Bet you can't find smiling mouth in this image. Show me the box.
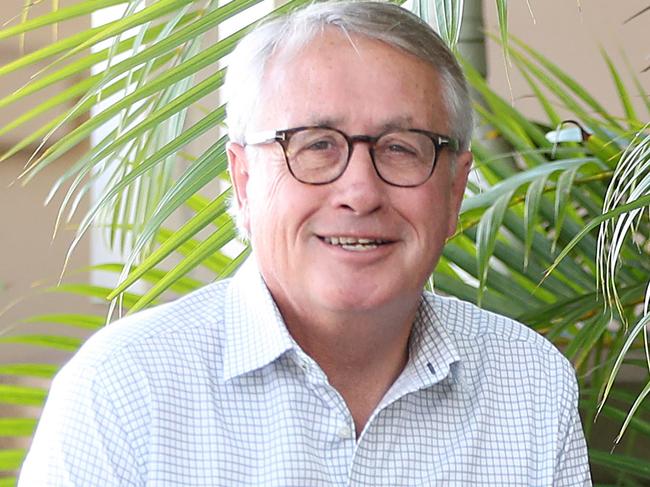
[320,236,391,251]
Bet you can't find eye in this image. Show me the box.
[378,137,419,158]
[289,129,343,155]
[377,131,432,162]
[306,139,336,151]
[386,143,417,155]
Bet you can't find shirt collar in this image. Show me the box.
[222,258,296,381]
[408,295,461,388]
[222,259,461,387]
[375,296,461,411]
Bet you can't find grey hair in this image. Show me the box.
[224,1,473,149]
[224,1,474,237]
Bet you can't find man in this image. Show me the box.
[20,1,591,485]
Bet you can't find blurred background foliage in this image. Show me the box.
[0,1,648,485]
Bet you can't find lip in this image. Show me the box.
[319,235,393,245]
[316,232,398,242]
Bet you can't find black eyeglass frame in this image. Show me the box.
[244,126,460,188]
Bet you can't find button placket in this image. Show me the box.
[337,424,354,440]
[299,359,310,373]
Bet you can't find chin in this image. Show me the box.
[317,283,403,314]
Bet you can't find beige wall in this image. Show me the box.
[484,0,649,120]
[0,146,99,359]
[0,0,99,467]
[0,0,98,365]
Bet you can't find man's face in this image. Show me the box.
[228,30,472,320]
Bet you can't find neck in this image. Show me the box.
[274,293,420,435]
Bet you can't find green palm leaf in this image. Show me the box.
[1,1,649,482]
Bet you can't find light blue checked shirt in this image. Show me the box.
[20,259,591,486]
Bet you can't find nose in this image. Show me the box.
[330,140,386,215]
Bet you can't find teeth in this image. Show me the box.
[323,236,386,249]
[342,243,378,251]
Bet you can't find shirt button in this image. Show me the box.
[337,425,353,439]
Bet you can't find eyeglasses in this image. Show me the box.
[244,126,459,187]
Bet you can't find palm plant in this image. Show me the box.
[440,41,650,482]
[1,1,649,485]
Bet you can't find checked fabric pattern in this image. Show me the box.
[19,259,591,486]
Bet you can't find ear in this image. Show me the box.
[446,149,473,237]
[227,142,251,234]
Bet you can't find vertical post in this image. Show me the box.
[458,0,487,79]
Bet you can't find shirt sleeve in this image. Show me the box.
[553,364,592,486]
[18,361,144,487]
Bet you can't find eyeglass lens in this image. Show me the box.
[285,128,436,186]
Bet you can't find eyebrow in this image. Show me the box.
[308,117,344,128]
[379,116,416,132]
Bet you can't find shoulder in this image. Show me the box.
[21,281,235,486]
[61,278,233,376]
[427,293,544,341]
[428,292,558,351]
[427,292,577,394]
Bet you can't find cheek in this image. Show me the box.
[247,170,286,233]
[407,182,455,243]
[246,149,288,221]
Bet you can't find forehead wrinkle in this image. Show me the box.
[302,116,428,135]
[305,116,345,128]
[380,116,417,132]
[262,31,442,134]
